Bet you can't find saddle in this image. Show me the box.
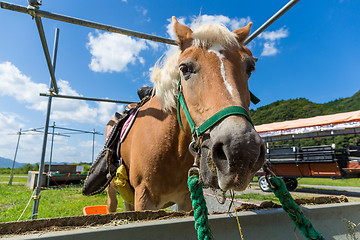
[82,87,153,196]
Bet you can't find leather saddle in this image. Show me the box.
[82,87,153,196]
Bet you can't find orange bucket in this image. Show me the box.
[83,205,108,215]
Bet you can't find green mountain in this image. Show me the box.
[0,157,25,168]
[251,90,360,148]
[251,90,360,125]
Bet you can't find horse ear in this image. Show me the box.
[233,22,253,44]
[172,16,193,51]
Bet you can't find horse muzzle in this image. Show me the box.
[200,116,265,191]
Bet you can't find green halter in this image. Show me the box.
[177,75,257,136]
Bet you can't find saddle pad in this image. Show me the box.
[120,108,139,143]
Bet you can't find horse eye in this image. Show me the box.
[180,64,193,74]
[246,63,255,76]
[179,63,195,80]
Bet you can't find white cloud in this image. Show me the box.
[261,42,278,56]
[135,6,148,16]
[259,27,289,41]
[50,80,125,125]
[87,31,149,73]
[258,27,289,57]
[96,101,124,124]
[0,61,48,108]
[0,112,24,132]
[0,111,43,162]
[0,61,125,126]
[0,61,124,163]
[145,40,161,52]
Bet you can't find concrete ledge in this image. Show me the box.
[4,202,360,240]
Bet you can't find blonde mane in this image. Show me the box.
[151,23,241,111]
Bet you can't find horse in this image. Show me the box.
[105,17,265,212]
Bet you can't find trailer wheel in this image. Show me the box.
[258,176,271,192]
[283,178,298,191]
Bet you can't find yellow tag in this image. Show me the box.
[114,165,134,205]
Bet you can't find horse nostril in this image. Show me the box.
[212,142,227,163]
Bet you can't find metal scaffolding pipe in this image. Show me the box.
[1,0,302,48]
[244,0,301,45]
[46,122,56,188]
[40,93,134,105]
[92,129,96,163]
[54,126,103,135]
[8,129,21,185]
[31,28,60,220]
[0,1,176,46]
[34,16,59,94]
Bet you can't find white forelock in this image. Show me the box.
[151,23,240,111]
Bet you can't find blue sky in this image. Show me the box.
[0,0,359,164]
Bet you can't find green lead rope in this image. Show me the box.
[188,174,325,239]
[269,177,325,240]
[188,175,213,240]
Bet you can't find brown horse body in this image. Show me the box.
[106,17,265,212]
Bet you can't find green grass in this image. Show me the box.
[0,176,27,183]
[298,178,360,187]
[0,183,124,222]
[253,176,360,188]
[234,193,282,204]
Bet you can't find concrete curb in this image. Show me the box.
[4,202,360,240]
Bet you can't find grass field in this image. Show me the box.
[0,183,124,222]
[252,176,360,188]
[1,175,359,223]
[0,176,27,183]
[298,178,360,187]
[234,192,282,204]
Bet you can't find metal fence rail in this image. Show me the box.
[0,1,177,46]
[40,93,134,104]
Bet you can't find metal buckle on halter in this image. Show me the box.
[188,139,201,177]
[188,166,200,177]
[264,162,276,189]
[189,140,199,157]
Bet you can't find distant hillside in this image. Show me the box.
[251,90,360,125]
[0,157,26,168]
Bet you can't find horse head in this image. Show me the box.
[153,17,265,192]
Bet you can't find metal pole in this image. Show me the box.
[46,122,55,188]
[32,28,59,220]
[0,2,176,46]
[53,126,103,135]
[92,129,95,163]
[39,93,133,105]
[244,0,301,45]
[8,129,21,185]
[34,16,59,94]
[1,1,302,48]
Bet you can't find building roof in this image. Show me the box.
[255,110,360,139]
